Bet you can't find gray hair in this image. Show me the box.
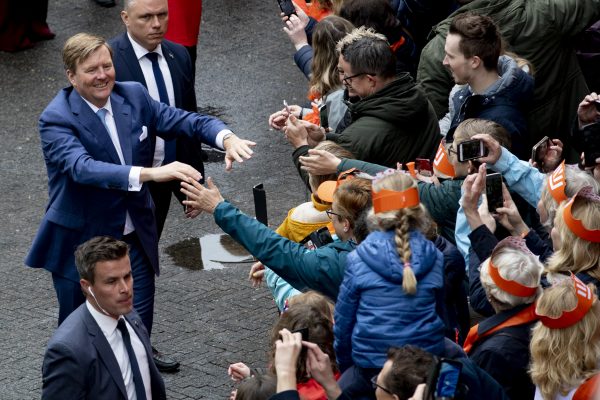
[336,27,396,79]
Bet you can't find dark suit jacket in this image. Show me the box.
[25,81,227,281]
[42,304,166,399]
[108,32,205,182]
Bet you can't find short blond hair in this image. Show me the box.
[530,279,600,399]
[479,246,542,311]
[63,33,112,73]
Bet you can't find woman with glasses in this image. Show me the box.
[180,174,372,304]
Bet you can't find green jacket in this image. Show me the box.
[417,0,600,161]
[338,158,463,244]
[213,201,357,301]
[327,73,441,168]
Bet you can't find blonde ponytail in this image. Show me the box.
[395,211,417,294]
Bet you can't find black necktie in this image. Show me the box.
[145,52,170,105]
[117,318,147,400]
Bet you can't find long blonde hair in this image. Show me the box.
[530,280,600,400]
[310,16,354,98]
[545,191,600,280]
[368,173,427,294]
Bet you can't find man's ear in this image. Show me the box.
[471,55,482,69]
[120,10,129,26]
[66,70,75,87]
[80,279,91,295]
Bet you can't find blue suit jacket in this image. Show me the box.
[42,304,166,400]
[25,81,227,281]
[108,33,202,173]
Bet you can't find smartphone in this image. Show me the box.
[486,172,504,213]
[435,359,463,398]
[300,227,333,250]
[424,357,462,400]
[416,158,433,176]
[277,0,296,17]
[582,124,600,167]
[531,136,549,165]
[457,139,486,162]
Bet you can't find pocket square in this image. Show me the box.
[139,126,148,142]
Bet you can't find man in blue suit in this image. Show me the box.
[109,0,207,239]
[42,236,166,399]
[26,32,255,367]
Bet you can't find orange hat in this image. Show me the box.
[433,142,456,178]
[562,186,600,243]
[372,186,420,213]
[488,237,538,297]
[538,274,594,329]
[316,168,358,203]
[547,160,567,203]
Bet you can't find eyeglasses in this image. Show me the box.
[341,72,375,86]
[371,375,394,395]
[326,210,342,219]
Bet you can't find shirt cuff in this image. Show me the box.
[215,129,234,150]
[128,167,143,191]
[490,147,511,173]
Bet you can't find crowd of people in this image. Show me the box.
[17,0,600,399]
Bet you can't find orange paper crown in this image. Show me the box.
[433,142,456,178]
[538,274,594,329]
[372,187,420,213]
[317,168,358,203]
[488,237,538,297]
[547,160,568,203]
[563,186,600,243]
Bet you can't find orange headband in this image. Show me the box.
[538,274,594,329]
[433,142,456,178]
[547,160,567,203]
[317,168,358,203]
[488,237,538,297]
[372,187,420,213]
[562,186,600,243]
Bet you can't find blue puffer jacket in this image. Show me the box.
[334,229,446,370]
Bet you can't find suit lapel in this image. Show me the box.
[69,90,122,164]
[125,312,166,399]
[162,41,183,108]
[110,92,133,165]
[119,34,148,86]
[83,307,129,399]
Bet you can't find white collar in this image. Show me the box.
[81,96,113,116]
[127,32,164,61]
[86,300,120,337]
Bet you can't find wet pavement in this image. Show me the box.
[0,0,309,398]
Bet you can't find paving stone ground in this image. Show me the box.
[0,0,310,398]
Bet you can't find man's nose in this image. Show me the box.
[151,15,161,27]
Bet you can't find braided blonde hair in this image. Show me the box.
[368,173,426,295]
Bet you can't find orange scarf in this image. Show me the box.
[463,304,537,354]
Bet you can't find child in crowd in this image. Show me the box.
[334,171,445,399]
[234,374,276,400]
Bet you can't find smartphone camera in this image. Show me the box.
[486,172,504,213]
[457,139,486,162]
[531,136,549,166]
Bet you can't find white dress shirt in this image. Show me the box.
[82,97,142,235]
[86,301,152,400]
[128,34,174,168]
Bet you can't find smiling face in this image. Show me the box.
[81,255,134,319]
[443,33,474,85]
[122,0,169,51]
[67,45,115,108]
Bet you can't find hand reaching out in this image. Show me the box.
[249,261,265,288]
[181,177,224,214]
[228,362,251,382]
[299,149,341,175]
[223,134,256,171]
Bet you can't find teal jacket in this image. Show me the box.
[213,201,357,301]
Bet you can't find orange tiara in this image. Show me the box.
[488,237,538,297]
[562,186,600,243]
[547,160,567,203]
[372,187,420,213]
[538,274,594,329]
[433,142,456,178]
[317,168,359,203]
